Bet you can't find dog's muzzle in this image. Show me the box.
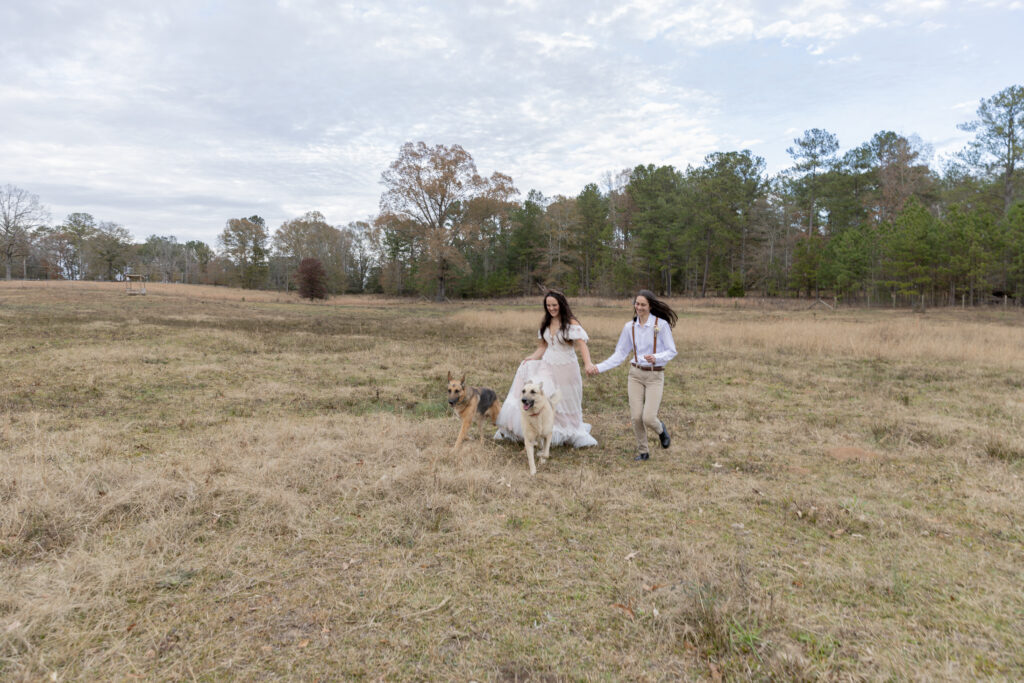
[448,397,459,405]
[521,398,534,410]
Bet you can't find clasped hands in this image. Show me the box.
[586,353,656,376]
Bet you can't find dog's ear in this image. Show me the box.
[536,381,543,391]
[461,375,466,385]
[447,370,452,382]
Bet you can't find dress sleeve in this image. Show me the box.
[566,324,589,342]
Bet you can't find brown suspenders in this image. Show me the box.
[631,317,659,365]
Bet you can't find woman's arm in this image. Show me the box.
[651,322,678,365]
[567,319,598,374]
[524,339,547,362]
[590,322,633,375]
[574,337,594,366]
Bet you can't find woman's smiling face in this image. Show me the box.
[545,296,560,317]
[634,295,650,317]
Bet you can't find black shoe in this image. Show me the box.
[634,452,650,461]
[659,422,671,449]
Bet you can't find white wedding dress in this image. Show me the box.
[494,323,597,448]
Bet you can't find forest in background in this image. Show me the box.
[2,84,1021,306]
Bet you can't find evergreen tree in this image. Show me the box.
[785,129,840,235]
[575,183,612,295]
[627,164,685,294]
[958,84,1024,215]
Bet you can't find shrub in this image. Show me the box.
[295,258,328,300]
[727,275,746,298]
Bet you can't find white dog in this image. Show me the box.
[520,380,560,475]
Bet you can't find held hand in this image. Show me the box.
[584,363,599,376]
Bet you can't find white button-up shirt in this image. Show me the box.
[596,315,677,373]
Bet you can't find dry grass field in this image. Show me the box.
[1,281,1022,681]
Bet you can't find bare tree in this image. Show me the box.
[379,142,510,301]
[541,195,579,289]
[344,221,376,292]
[183,240,214,284]
[0,185,48,280]
[273,211,356,293]
[139,235,182,282]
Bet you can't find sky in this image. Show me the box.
[1,0,1021,247]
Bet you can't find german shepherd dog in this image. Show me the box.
[520,380,559,475]
[447,371,500,453]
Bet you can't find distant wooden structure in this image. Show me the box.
[807,297,835,311]
[125,274,147,295]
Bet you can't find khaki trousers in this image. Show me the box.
[627,365,664,454]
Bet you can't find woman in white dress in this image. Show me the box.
[495,291,598,448]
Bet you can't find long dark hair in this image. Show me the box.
[634,289,677,327]
[540,290,576,343]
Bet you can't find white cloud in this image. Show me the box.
[587,0,760,44]
[0,0,1019,243]
[758,10,883,49]
[519,31,596,55]
[372,34,451,55]
[881,0,946,12]
[819,54,863,64]
[966,0,1022,7]
[581,0,995,52]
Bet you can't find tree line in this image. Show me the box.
[2,84,1021,305]
[0,198,377,294]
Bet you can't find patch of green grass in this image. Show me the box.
[728,617,765,655]
[412,401,449,418]
[794,629,840,661]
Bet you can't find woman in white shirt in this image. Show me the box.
[585,290,678,461]
[495,291,598,448]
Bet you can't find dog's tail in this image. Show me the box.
[548,389,562,407]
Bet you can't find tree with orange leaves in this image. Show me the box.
[378,142,516,300]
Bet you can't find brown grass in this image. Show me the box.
[1,282,1023,680]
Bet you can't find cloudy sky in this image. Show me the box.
[2,0,1021,246]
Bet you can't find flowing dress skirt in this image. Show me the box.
[494,359,597,448]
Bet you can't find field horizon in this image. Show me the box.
[1,280,1022,680]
